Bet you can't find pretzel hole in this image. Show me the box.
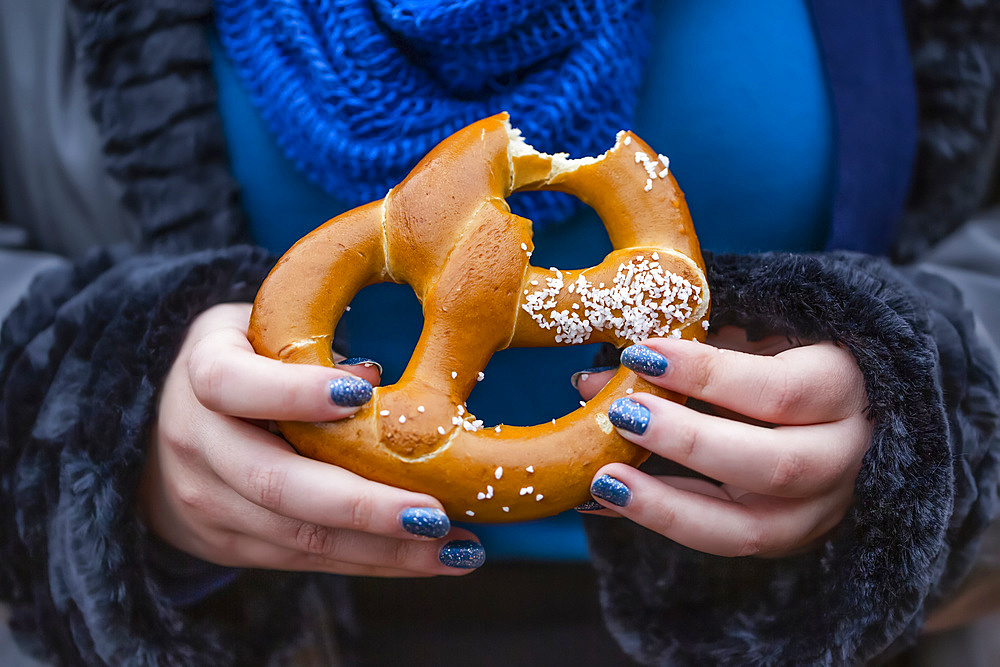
[460,208,614,425]
[337,282,424,384]
[466,343,608,427]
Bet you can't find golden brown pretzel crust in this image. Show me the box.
[248,113,710,522]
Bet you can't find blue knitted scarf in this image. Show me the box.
[214,0,652,227]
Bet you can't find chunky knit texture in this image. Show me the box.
[213,0,652,228]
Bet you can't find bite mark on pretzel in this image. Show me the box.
[248,113,710,522]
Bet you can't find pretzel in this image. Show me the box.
[248,113,710,522]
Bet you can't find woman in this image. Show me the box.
[1,0,999,664]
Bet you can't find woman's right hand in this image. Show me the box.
[138,303,484,576]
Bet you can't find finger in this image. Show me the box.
[607,394,868,497]
[207,532,477,576]
[187,325,377,421]
[620,339,866,425]
[574,498,622,517]
[571,366,618,401]
[204,416,454,540]
[254,512,485,574]
[335,356,384,387]
[590,465,842,557]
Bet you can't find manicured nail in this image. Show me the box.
[438,540,486,569]
[591,474,632,507]
[575,499,606,511]
[570,366,617,390]
[339,357,383,375]
[400,507,450,538]
[620,344,668,377]
[328,376,373,407]
[608,397,650,435]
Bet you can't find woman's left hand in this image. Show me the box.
[575,328,872,558]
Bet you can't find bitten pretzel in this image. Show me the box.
[248,113,710,522]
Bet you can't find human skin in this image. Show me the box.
[138,303,484,576]
[576,326,872,559]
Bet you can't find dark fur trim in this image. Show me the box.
[897,0,1000,261]
[585,251,1000,665]
[0,245,336,665]
[69,0,247,253]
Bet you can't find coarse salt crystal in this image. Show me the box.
[451,371,458,379]
[398,415,406,423]
[417,405,425,413]
[466,510,475,516]
[379,410,390,417]
[526,466,534,473]
[437,426,446,435]
[536,494,544,501]
[495,466,503,479]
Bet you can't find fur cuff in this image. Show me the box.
[585,251,1000,665]
[0,246,319,665]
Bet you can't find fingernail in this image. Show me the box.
[620,344,668,377]
[339,357,383,375]
[570,366,617,390]
[400,507,450,539]
[575,499,606,511]
[591,474,632,507]
[328,376,373,407]
[438,540,486,569]
[608,397,650,435]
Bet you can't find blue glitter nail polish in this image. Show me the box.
[591,474,632,507]
[620,344,668,377]
[400,507,450,538]
[328,376,373,407]
[608,397,650,435]
[439,540,486,569]
[570,366,618,390]
[575,499,606,511]
[339,357,383,375]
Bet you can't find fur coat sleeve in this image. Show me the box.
[584,251,1000,665]
[0,245,336,666]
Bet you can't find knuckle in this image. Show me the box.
[207,530,240,559]
[175,480,209,514]
[651,498,679,534]
[387,538,417,569]
[245,464,288,512]
[768,450,809,495]
[349,491,376,533]
[187,340,227,410]
[687,352,717,396]
[734,525,767,557]
[672,416,700,461]
[155,418,190,455]
[762,366,806,421]
[295,522,337,556]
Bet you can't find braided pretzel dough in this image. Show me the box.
[248,113,709,522]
